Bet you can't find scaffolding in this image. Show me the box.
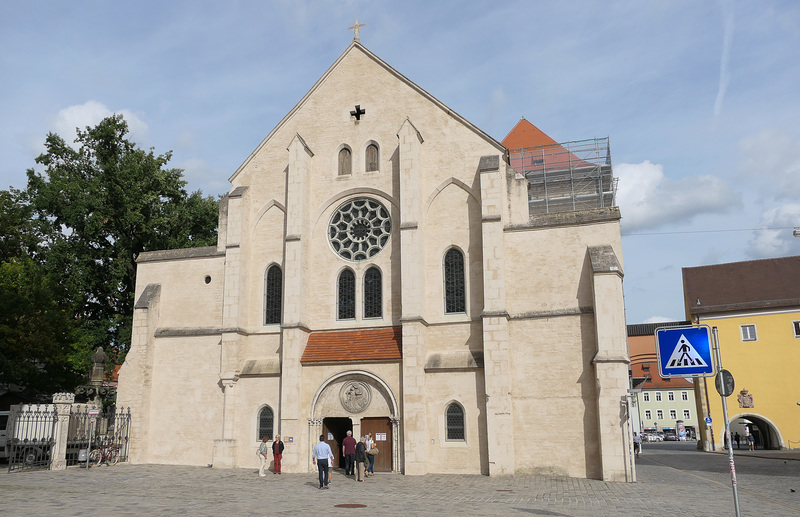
[508,137,617,216]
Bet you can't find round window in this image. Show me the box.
[328,197,391,261]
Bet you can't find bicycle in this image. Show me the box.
[88,442,119,467]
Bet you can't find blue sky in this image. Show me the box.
[2,1,799,324]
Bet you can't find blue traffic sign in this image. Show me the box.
[655,325,715,378]
[704,416,712,424]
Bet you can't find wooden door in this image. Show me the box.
[360,417,392,472]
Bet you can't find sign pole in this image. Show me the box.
[712,326,740,517]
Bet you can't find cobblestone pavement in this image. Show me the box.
[1,443,799,516]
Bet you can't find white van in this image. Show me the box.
[0,410,10,460]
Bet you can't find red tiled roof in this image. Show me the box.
[631,361,692,389]
[501,118,559,149]
[301,327,402,364]
[501,118,593,173]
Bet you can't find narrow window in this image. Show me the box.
[644,410,652,420]
[264,265,282,325]
[258,406,274,440]
[445,403,465,441]
[338,268,356,320]
[643,393,650,402]
[793,321,800,338]
[443,248,466,314]
[681,391,689,401]
[657,409,663,420]
[740,324,757,341]
[668,392,674,401]
[683,409,691,419]
[365,143,379,172]
[655,392,662,402]
[669,409,677,420]
[363,266,382,318]
[338,147,352,176]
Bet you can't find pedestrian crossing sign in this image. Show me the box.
[655,325,715,378]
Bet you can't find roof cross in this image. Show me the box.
[348,18,366,41]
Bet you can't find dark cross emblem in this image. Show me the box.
[350,105,366,120]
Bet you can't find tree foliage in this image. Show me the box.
[0,115,218,395]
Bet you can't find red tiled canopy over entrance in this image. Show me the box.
[301,327,402,364]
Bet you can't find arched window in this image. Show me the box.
[446,403,465,441]
[443,248,466,314]
[364,266,382,318]
[264,265,282,325]
[338,147,352,176]
[338,268,356,319]
[365,143,379,172]
[258,406,274,440]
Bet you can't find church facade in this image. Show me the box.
[117,40,632,481]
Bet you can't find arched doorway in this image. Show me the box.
[309,370,400,472]
[729,413,784,450]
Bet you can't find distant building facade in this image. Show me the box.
[683,255,800,450]
[117,40,632,480]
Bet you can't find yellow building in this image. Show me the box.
[683,256,800,451]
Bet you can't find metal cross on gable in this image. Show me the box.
[348,18,366,41]
[350,105,366,120]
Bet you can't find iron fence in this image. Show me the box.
[7,404,57,472]
[67,406,131,467]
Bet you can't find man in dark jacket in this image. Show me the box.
[355,436,367,482]
[342,430,357,476]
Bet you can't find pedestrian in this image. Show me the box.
[312,435,334,489]
[633,432,642,457]
[734,432,740,449]
[355,436,367,482]
[747,433,755,451]
[272,434,284,474]
[342,430,357,476]
[258,436,270,477]
[365,432,376,476]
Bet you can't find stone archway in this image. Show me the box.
[729,412,785,450]
[308,370,400,472]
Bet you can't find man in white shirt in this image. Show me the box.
[312,435,334,489]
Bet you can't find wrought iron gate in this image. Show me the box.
[7,404,57,472]
[66,407,131,466]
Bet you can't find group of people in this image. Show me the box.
[312,430,378,489]
[258,434,285,476]
[732,432,756,451]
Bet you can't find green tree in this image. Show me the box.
[24,114,218,367]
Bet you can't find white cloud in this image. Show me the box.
[643,316,680,324]
[51,101,149,147]
[739,130,800,200]
[615,161,740,232]
[745,203,800,258]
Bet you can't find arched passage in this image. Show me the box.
[307,370,400,472]
[728,413,784,450]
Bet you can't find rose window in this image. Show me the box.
[328,198,391,261]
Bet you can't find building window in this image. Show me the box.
[657,410,663,420]
[655,392,662,402]
[644,410,652,420]
[643,393,650,402]
[365,143,379,172]
[793,321,800,338]
[445,403,465,441]
[741,324,757,341]
[645,378,652,383]
[443,248,466,314]
[683,409,691,419]
[338,269,356,320]
[668,392,674,401]
[264,265,282,325]
[258,406,274,440]
[669,409,677,420]
[338,147,352,176]
[364,266,382,318]
[681,391,689,401]
[328,197,392,261]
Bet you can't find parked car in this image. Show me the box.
[0,411,9,461]
[664,433,679,441]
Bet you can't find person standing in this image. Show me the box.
[342,430,357,477]
[355,436,367,482]
[747,433,755,451]
[258,436,270,477]
[633,432,642,458]
[312,435,334,489]
[272,434,284,474]
[365,433,376,477]
[734,432,741,449]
